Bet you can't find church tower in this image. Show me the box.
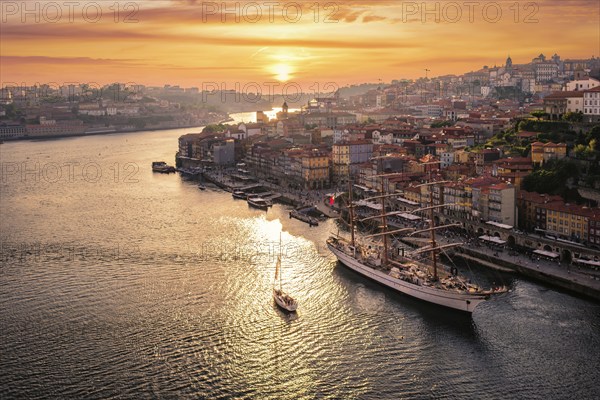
[282,101,288,117]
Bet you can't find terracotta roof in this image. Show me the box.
[543,142,566,148]
[518,190,563,205]
[545,202,600,218]
[544,91,584,99]
[517,131,539,137]
[489,183,513,190]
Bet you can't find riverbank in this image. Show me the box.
[1,120,226,143]
[201,169,338,218]
[400,234,600,301]
[457,246,600,301]
[197,168,600,301]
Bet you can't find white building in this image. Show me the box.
[238,122,262,137]
[371,130,393,144]
[566,78,600,92]
[583,86,600,122]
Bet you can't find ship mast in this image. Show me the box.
[278,232,283,290]
[422,163,441,280]
[428,174,439,281]
[380,170,389,267]
[347,178,355,247]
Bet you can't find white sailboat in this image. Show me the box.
[327,163,507,313]
[273,234,298,312]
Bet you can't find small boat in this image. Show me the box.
[152,161,176,173]
[198,184,207,190]
[247,196,270,210]
[273,234,298,312]
[232,190,247,200]
[289,209,319,226]
[273,288,298,312]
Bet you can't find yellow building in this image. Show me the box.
[530,142,567,165]
[301,149,330,189]
[543,203,592,241]
[331,140,373,184]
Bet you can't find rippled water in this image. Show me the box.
[1,128,599,399]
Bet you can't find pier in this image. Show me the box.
[399,232,600,301]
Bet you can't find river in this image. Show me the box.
[0,123,599,399]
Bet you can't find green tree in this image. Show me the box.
[586,125,600,143]
[530,111,548,120]
[563,111,583,122]
[431,120,453,128]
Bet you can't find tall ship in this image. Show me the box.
[327,162,507,313]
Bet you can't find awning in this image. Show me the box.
[486,221,513,230]
[354,200,382,210]
[573,258,600,267]
[398,212,421,221]
[533,249,559,259]
[396,197,419,206]
[479,235,507,245]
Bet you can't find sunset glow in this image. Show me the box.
[1,0,598,87]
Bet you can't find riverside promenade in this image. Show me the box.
[401,231,600,301]
[202,169,338,218]
[200,170,600,301]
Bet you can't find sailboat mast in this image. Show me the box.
[428,168,439,280]
[348,179,356,247]
[380,172,389,267]
[279,232,283,290]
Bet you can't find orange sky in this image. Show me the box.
[1,0,599,90]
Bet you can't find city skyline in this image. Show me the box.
[1,0,599,87]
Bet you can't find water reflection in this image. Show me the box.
[1,130,599,399]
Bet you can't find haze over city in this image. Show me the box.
[1,0,599,87]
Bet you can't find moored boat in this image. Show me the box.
[152,161,176,173]
[247,196,270,210]
[232,190,247,199]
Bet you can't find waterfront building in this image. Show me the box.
[301,149,330,189]
[0,123,26,140]
[517,190,564,232]
[213,139,236,165]
[331,140,373,184]
[543,203,598,242]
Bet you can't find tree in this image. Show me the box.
[586,125,600,144]
[522,159,580,196]
[563,111,583,122]
[530,111,548,120]
[431,120,453,128]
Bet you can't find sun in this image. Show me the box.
[272,63,292,82]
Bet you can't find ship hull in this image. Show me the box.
[328,242,488,313]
